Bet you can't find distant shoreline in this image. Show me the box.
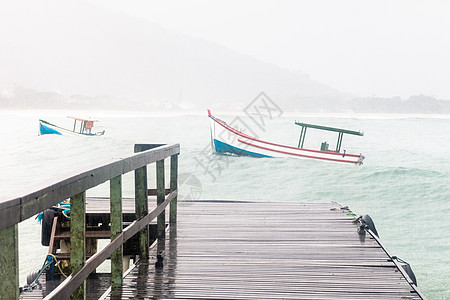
[2,108,450,120]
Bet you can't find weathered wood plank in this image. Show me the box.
[0,198,21,229]
[70,192,86,299]
[169,154,178,224]
[134,166,149,259]
[0,224,19,300]
[110,175,123,289]
[156,159,165,240]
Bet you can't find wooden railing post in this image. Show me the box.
[70,191,86,300]
[110,175,123,290]
[0,224,19,300]
[135,165,149,259]
[170,154,178,224]
[156,159,165,239]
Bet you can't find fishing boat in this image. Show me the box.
[39,116,105,136]
[208,110,365,165]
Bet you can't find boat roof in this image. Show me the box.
[67,116,100,122]
[295,121,363,136]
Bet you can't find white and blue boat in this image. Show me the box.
[39,117,105,136]
[208,110,365,165]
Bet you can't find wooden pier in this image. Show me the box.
[99,201,424,300]
[1,143,425,299]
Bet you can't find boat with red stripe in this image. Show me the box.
[208,110,365,165]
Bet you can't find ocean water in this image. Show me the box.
[0,110,449,299]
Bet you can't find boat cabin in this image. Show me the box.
[67,116,100,134]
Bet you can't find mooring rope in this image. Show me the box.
[20,254,68,293]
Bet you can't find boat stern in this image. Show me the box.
[357,154,365,165]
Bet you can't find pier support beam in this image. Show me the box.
[70,192,86,300]
[0,224,19,300]
[170,155,178,225]
[157,160,166,239]
[135,166,149,259]
[110,175,123,290]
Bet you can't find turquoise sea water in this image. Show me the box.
[0,110,449,299]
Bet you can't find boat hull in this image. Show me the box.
[39,120,105,136]
[208,111,364,165]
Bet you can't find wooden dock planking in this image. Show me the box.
[84,189,168,215]
[84,196,158,225]
[103,201,423,299]
[85,196,157,214]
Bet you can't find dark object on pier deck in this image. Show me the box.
[101,201,424,300]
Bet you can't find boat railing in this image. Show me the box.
[0,143,180,300]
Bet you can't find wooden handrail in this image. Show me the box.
[0,143,180,300]
[0,143,180,230]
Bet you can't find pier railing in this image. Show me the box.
[0,143,180,300]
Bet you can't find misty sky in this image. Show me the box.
[86,0,450,99]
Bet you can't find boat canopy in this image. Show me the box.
[295,121,363,153]
[67,116,100,122]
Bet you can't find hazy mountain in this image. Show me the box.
[0,0,448,113]
[0,0,349,111]
[351,95,450,114]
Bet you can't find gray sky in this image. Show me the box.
[86,0,450,99]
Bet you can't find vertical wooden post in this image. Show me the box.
[135,166,149,259]
[170,154,178,224]
[70,191,86,300]
[157,159,165,239]
[110,175,123,289]
[0,224,19,300]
